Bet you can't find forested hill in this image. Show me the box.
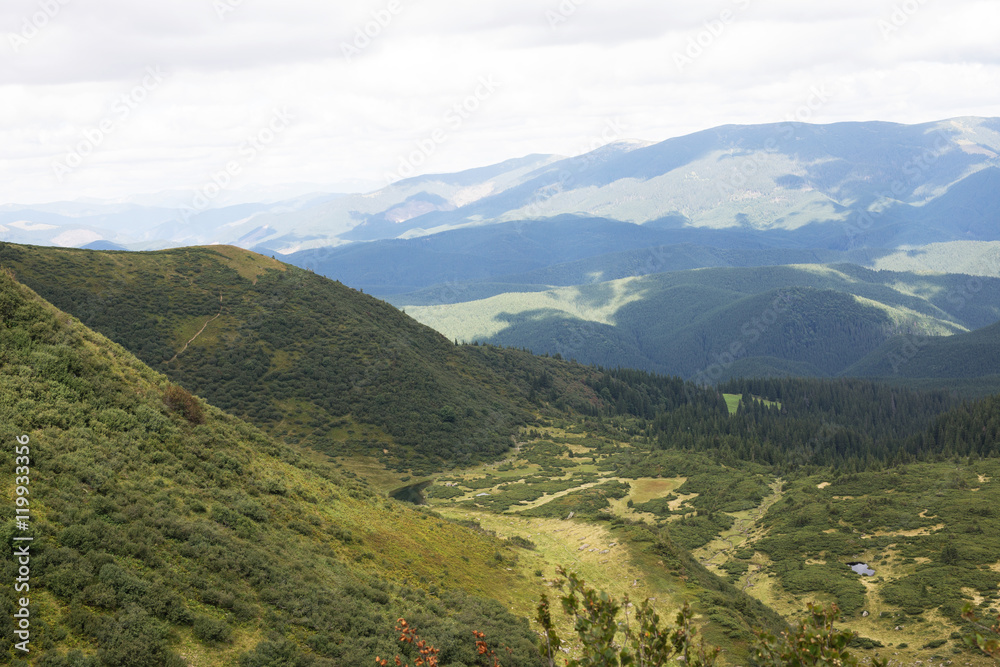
[904,391,1000,459]
[846,319,1000,380]
[0,268,548,665]
[1,242,991,479]
[575,370,968,473]
[401,263,1000,384]
[0,242,548,472]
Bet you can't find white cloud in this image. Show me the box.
[1,0,998,204]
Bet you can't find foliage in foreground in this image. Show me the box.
[380,571,915,666]
[962,603,1000,660]
[535,568,719,667]
[752,604,885,667]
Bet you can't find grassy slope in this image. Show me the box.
[0,243,539,473]
[0,268,795,666]
[385,241,1000,307]
[6,242,998,662]
[869,241,1000,278]
[0,269,547,666]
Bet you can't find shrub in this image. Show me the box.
[536,567,719,667]
[239,638,313,667]
[506,535,537,550]
[753,604,888,667]
[193,615,233,645]
[162,385,205,424]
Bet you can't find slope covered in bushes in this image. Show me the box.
[0,243,536,472]
[0,269,546,665]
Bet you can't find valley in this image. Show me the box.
[2,228,999,665]
[7,0,1000,658]
[341,405,1000,665]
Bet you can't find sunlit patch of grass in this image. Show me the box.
[852,294,967,334]
[405,276,649,342]
[201,244,287,283]
[434,508,693,661]
[335,455,424,493]
[624,477,687,504]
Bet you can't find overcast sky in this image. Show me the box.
[3,0,999,205]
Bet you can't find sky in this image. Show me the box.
[2,0,999,205]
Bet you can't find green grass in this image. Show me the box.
[724,461,1000,663]
[425,423,787,662]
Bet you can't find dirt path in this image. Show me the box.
[168,310,222,363]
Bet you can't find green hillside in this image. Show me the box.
[846,320,1000,379]
[402,264,1000,383]
[0,268,550,665]
[4,257,1000,664]
[412,371,1000,665]
[869,241,1000,278]
[0,243,541,473]
[0,267,816,666]
[380,240,1000,307]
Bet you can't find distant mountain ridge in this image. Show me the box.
[3,117,999,257]
[277,116,1000,255]
[399,264,1000,387]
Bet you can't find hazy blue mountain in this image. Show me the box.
[320,117,1000,249]
[269,118,1000,295]
[6,118,999,260]
[0,194,346,250]
[286,216,689,294]
[81,240,129,250]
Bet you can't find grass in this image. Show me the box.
[415,423,786,663]
[433,507,694,662]
[206,244,287,283]
[622,477,687,504]
[0,268,548,665]
[405,277,649,342]
[723,394,741,415]
[693,480,784,575]
[334,454,427,493]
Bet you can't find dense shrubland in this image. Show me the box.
[0,271,546,665]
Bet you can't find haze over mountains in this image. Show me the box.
[5,117,999,256]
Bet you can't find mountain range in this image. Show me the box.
[5,116,1000,664]
[4,117,999,257]
[6,117,999,398]
[397,263,1000,388]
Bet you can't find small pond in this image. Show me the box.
[847,562,875,576]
